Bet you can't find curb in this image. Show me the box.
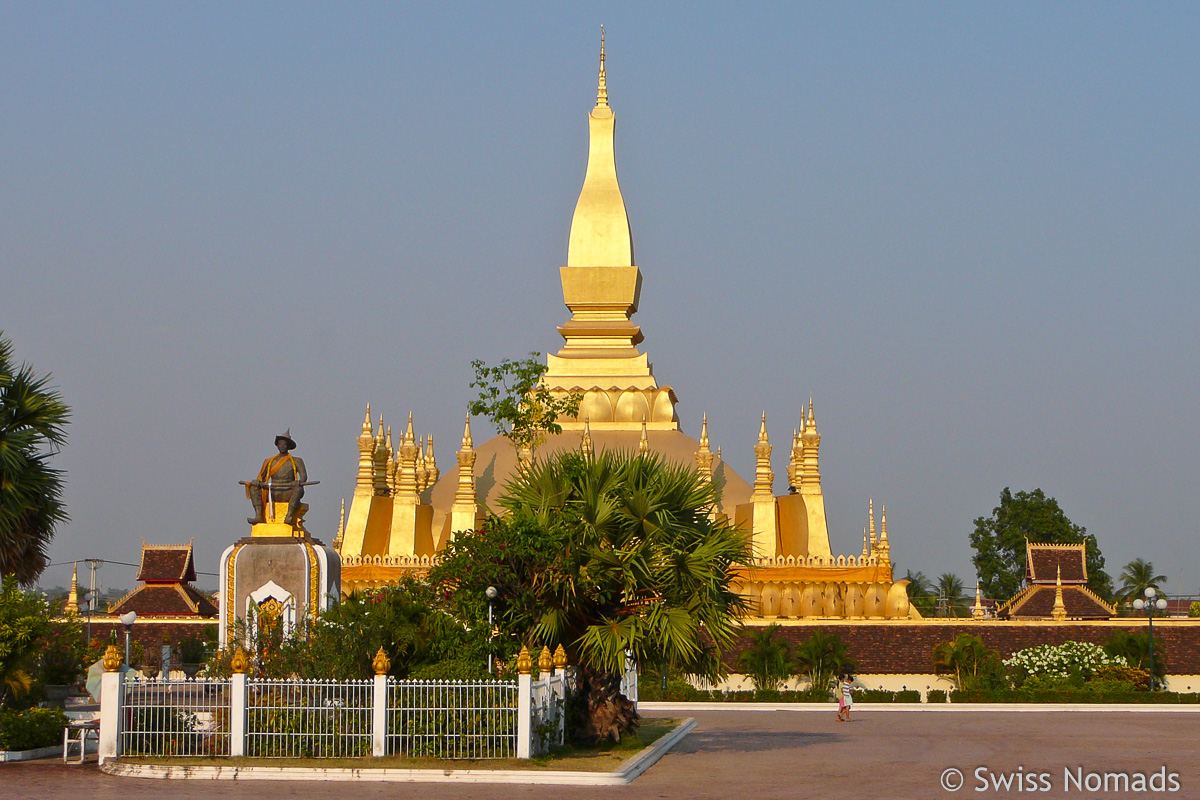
[640,701,1200,713]
[100,717,696,785]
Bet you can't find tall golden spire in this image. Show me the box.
[596,26,608,108]
[877,504,891,565]
[751,413,774,500]
[450,413,478,540]
[425,435,439,486]
[373,415,389,495]
[694,414,714,486]
[333,498,346,552]
[66,563,80,614]
[355,403,375,493]
[1051,565,1068,620]
[868,498,876,549]
[972,583,985,620]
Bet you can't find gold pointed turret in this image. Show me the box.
[66,562,80,614]
[694,414,714,483]
[580,416,595,456]
[638,417,650,453]
[545,31,679,432]
[1051,566,1068,620]
[450,414,478,541]
[972,583,985,620]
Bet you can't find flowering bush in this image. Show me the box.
[1004,641,1127,688]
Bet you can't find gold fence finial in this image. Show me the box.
[517,645,533,675]
[372,647,391,676]
[553,644,568,669]
[230,646,250,674]
[103,644,122,672]
[538,646,553,674]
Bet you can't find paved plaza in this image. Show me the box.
[2,710,1196,799]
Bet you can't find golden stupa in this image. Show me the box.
[334,35,913,620]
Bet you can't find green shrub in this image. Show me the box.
[852,689,921,703]
[1189,601,1200,618]
[0,707,68,751]
[1004,641,1127,688]
[927,689,948,703]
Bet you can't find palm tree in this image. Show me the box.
[498,449,752,742]
[1119,559,1167,604]
[904,570,935,616]
[792,629,855,692]
[935,573,969,618]
[932,633,999,690]
[0,334,69,585]
[737,624,793,692]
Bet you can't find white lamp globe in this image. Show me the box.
[1156,598,1168,610]
[1145,587,1157,598]
[1133,599,1145,610]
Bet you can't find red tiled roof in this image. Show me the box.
[1027,542,1087,584]
[136,543,196,582]
[998,585,1115,620]
[108,583,217,618]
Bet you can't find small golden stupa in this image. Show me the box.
[335,34,913,620]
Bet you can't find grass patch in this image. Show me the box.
[121,718,680,773]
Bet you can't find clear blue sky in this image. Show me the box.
[3,3,1197,597]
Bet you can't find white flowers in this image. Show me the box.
[1004,641,1127,680]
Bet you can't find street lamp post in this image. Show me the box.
[485,586,498,675]
[119,611,138,666]
[84,592,94,644]
[1132,587,1168,691]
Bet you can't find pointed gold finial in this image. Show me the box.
[807,396,815,427]
[596,25,608,108]
[580,415,594,456]
[103,644,122,672]
[699,413,710,448]
[372,647,391,676]
[717,445,722,460]
[230,647,250,674]
[639,416,650,453]
[1051,565,1067,620]
[404,412,415,445]
[461,412,474,449]
[973,583,985,620]
[538,645,554,674]
[759,412,769,443]
[426,434,439,484]
[361,403,372,434]
[553,643,568,669]
[862,526,870,558]
[376,414,385,440]
[66,562,80,614]
[517,645,533,675]
[869,498,876,544]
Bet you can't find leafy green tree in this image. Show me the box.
[935,573,969,618]
[438,449,751,742]
[736,624,793,692]
[792,629,855,691]
[970,488,1114,603]
[904,570,935,617]
[468,353,581,456]
[206,581,486,681]
[0,576,50,708]
[1118,559,1167,604]
[932,633,1002,690]
[0,334,69,585]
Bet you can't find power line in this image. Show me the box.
[44,559,217,576]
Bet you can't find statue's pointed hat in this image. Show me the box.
[274,428,297,451]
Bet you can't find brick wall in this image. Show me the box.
[726,621,1200,674]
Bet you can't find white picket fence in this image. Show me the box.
[99,666,577,764]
